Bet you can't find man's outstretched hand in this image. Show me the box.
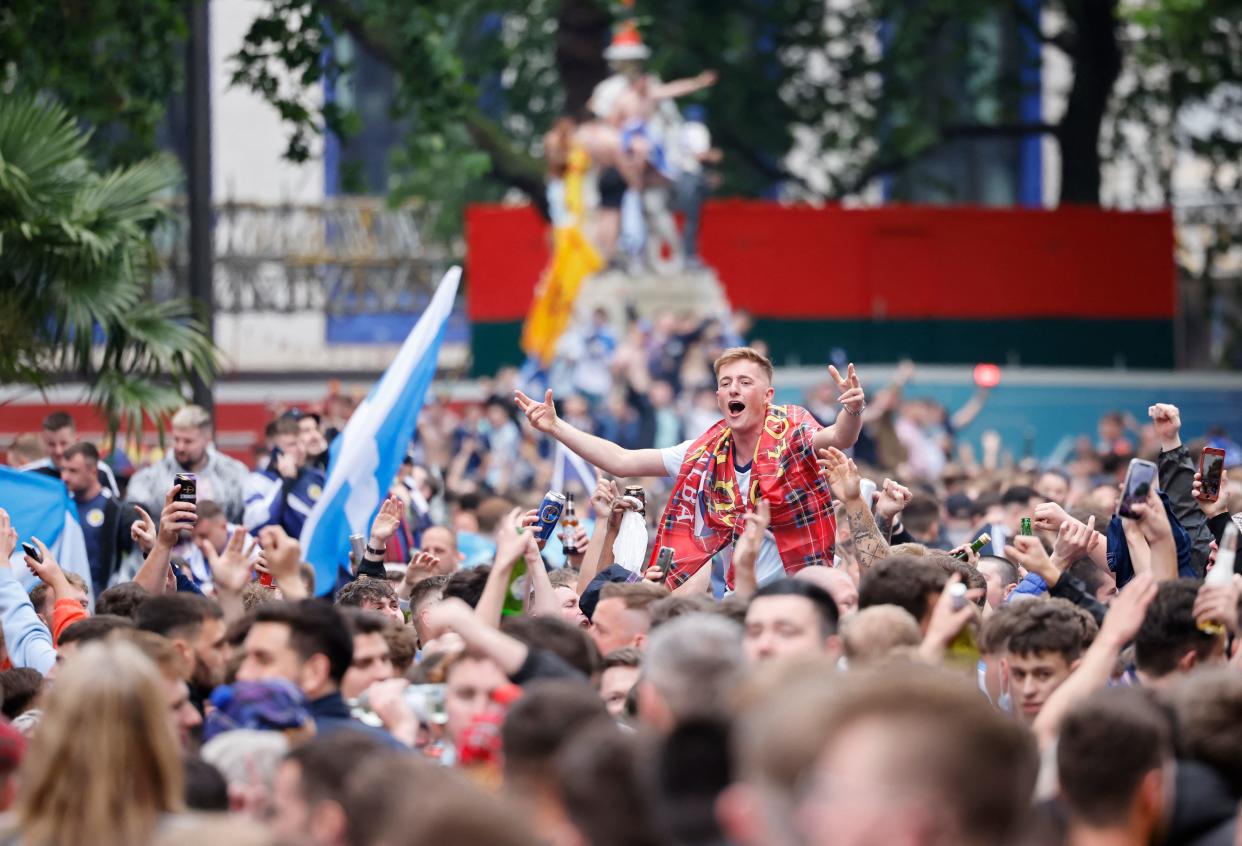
[514,389,559,435]
[817,447,862,501]
[200,529,257,595]
[828,363,865,415]
[369,495,405,546]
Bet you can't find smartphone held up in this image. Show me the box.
[1199,447,1226,502]
[1117,459,1158,519]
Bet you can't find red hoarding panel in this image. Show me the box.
[465,202,1175,322]
[465,205,550,321]
[697,202,1175,320]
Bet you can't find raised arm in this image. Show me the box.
[1129,485,1179,582]
[0,516,55,675]
[25,537,90,641]
[818,448,889,572]
[515,389,668,478]
[1034,501,1110,571]
[576,479,623,594]
[1032,573,1157,750]
[812,364,867,452]
[134,486,196,595]
[950,387,991,431]
[198,527,256,624]
[649,70,717,101]
[1151,403,1213,575]
[258,526,308,603]
[426,597,529,677]
[872,478,914,543]
[732,500,770,600]
[475,507,532,628]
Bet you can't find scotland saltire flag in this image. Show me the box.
[300,267,461,594]
[550,441,596,495]
[0,466,92,593]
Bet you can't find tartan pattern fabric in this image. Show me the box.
[655,404,836,589]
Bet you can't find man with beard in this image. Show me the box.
[135,593,228,713]
[516,347,873,591]
[127,405,250,524]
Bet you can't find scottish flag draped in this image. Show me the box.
[300,267,461,593]
[0,466,92,593]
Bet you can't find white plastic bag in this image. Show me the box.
[612,497,649,574]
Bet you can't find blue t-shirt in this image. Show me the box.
[75,489,111,589]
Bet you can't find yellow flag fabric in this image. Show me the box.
[521,148,604,366]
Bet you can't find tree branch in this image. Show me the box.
[317,0,547,213]
[714,124,824,199]
[943,121,1060,138]
[828,121,1059,199]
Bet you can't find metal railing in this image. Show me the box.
[156,197,455,314]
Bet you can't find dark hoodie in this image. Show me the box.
[1165,760,1238,846]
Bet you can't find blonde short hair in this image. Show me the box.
[170,404,212,432]
[841,605,923,665]
[9,433,46,465]
[712,347,774,383]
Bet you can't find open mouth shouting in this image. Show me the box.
[727,400,746,418]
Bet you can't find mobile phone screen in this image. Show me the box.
[1118,460,1158,518]
[1202,450,1225,499]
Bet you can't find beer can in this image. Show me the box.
[623,485,646,514]
[174,473,197,504]
[349,534,366,563]
[1020,517,1033,536]
[534,491,567,542]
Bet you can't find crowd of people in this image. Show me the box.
[543,20,721,273]
[0,332,1239,846]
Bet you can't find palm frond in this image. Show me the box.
[0,94,217,440]
[0,96,87,212]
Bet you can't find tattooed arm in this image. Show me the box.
[873,513,894,544]
[818,448,890,573]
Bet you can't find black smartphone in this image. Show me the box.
[1118,458,1159,519]
[21,542,41,563]
[654,546,675,578]
[174,473,196,505]
[270,446,283,466]
[1200,447,1226,502]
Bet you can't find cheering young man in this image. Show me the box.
[515,347,866,588]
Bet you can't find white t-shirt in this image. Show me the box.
[660,440,786,587]
[673,121,711,175]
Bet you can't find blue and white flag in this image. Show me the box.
[0,466,92,594]
[549,441,597,495]
[301,267,461,593]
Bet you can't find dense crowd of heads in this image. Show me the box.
[0,332,1238,846]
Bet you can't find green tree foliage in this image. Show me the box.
[0,95,218,437]
[1113,0,1242,366]
[0,0,187,166]
[5,0,1237,213]
[5,0,1240,360]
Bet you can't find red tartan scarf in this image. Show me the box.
[654,404,836,589]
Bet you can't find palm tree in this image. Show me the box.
[0,93,217,438]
